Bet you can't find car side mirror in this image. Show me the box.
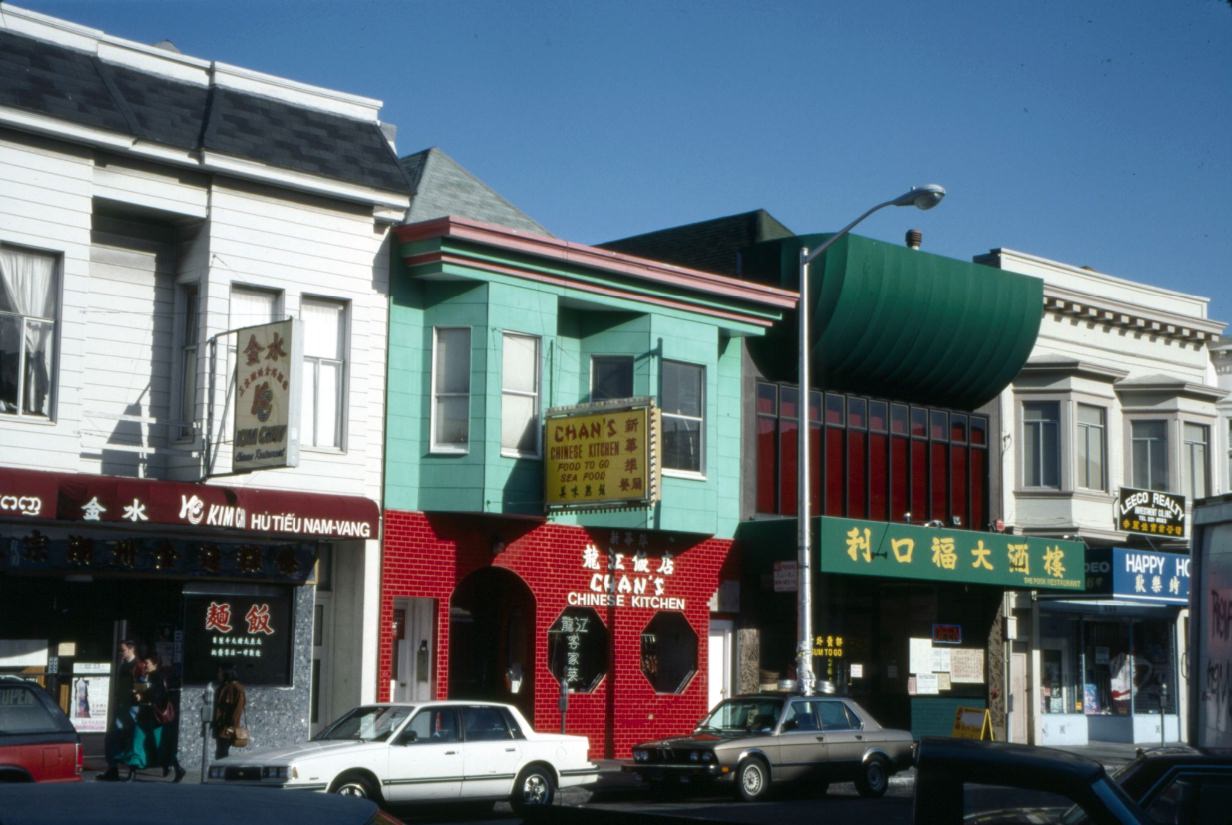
[396,730,418,746]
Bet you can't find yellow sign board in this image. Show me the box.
[951,706,995,740]
[544,404,660,511]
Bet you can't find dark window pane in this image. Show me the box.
[661,361,702,416]
[592,356,633,401]
[663,417,702,472]
[756,382,777,415]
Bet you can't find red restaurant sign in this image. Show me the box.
[0,467,379,540]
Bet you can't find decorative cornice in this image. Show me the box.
[396,216,800,317]
[1018,356,1129,383]
[1043,284,1225,345]
[1113,375,1228,402]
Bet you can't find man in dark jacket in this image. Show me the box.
[96,639,138,781]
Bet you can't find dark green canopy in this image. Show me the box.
[743,234,1043,410]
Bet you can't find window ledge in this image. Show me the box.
[0,415,56,427]
[429,447,470,456]
[500,450,542,461]
[663,469,707,481]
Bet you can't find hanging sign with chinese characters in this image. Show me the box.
[181,592,293,685]
[544,401,661,511]
[233,319,301,472]
[1117,487,1186,538]
[819,516,1085,591]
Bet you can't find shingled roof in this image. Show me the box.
[599,210,795,277]
[400,147,549,235]
[0,27,408,195]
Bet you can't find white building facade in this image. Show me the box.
[0,5,407,769]
[978,248,1225,747]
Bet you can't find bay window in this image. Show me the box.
[661,360,704,473]
[1183,422,1209,500]
[1131,419,1170,492]
[501,332,540,457]
[1022,401,1060,488]
[1076,404,1106,491]
[431,327,470,451]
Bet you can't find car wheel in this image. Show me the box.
[735,756,770,802]
[511,764,556,814]
[855,757,889,798]
[330,772,379,801]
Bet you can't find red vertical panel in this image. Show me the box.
[847,431,867,518]
[869,432,888,520]
[891,436,909,521]
[949,448,967,528]
[779,419,798,516]
[825,428,844,515]
[910,441,927,519]
[756,417,777,514]
[930,442,948,520]
[971,448,988,531]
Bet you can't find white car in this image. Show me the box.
[205,701,598,813]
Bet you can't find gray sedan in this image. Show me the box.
[625,693,914,802]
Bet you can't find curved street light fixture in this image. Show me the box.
[796,184,946,696]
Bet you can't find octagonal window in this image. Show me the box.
[641,611,697,694]
[547,607,608,693]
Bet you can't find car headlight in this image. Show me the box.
[633,749,648,762]
[262,766,290,780]
[701,751,715,763]
[208,766,225,779]
[689,750,700,762]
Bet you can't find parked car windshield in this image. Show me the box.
[313,706,413,742]
[696,698,783,733]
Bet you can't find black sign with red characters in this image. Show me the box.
[182,592,293,685]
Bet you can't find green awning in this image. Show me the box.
[742,234,1043,410]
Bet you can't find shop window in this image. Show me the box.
[929,410,949,521]
[1130,419,1169,492]
[660,360,704,474]
[640,612,697,694]
[1040,615,1082,715]
[868,401,889,521]
[1083,621,1132,716]
[969,415,989,531]
[755,382,778,514]
[825,394,845,516]
[0,244,59,418]
[779,386,799,516]
[846,397,867,518]
[909,407,928,520]
[547,607,607,693]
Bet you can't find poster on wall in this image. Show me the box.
[181,591,293,685]
[909,637,932,674]
[949,649,985,684]
[69,662,111,733]
[915,673,940,695]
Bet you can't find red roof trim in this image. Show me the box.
[395,216,798,310]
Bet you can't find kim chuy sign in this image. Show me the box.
[233,319,301,472]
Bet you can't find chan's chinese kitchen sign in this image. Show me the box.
[820,516,1085,591]
[233,319,301,472]
[182,592,293,685]
[544,401,661,511]
[1118,487,1186,538]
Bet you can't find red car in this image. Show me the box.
[0,676,83,783]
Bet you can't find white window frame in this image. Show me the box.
[590,355,634,402]
[501,331,541,458]
[430,326,470,454]
[175,283,200,441]
[300,297,348,452]
[1075,403,1106,491]
[1021,400,1060,489]
[1183,421,1210,501]
[1129,418,1171,492]
[0,243,59,421]
[660,359,705,477]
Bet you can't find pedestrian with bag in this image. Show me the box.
[211,663,247,759]
[133,653,185,782]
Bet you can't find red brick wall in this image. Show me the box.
[379,510,734,759]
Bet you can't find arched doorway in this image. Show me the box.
[448,567,535,719]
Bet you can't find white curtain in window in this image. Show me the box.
[302,300,343,359]
[229,287,277,328]
[0,247,57,416]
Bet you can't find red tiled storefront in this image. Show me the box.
[378,510,737,759]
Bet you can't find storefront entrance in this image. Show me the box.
[448,567,534,718]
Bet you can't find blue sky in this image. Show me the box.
[14,0,1232,324]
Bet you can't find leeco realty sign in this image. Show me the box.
[233,319,301,472]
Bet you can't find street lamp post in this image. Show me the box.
[795,184,946,696]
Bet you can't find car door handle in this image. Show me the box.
[444,750,458,755]
[815,736,825,742]
[856,734,863,740]
[505,748,516,752]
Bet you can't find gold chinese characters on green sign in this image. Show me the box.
[819,517,1085,591]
